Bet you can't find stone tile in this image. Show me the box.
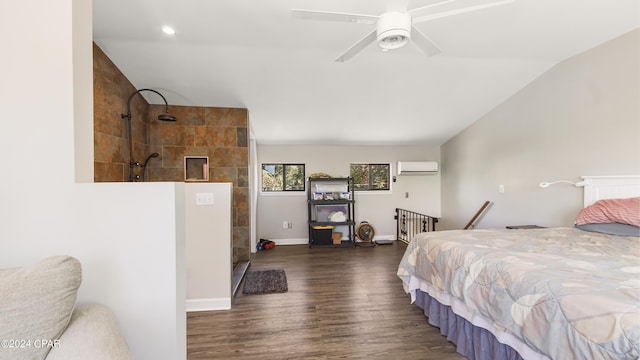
[210,148,248,168]
[162,146,187,168]
[232,248,238,265]
[205,107,248,127]
[235,206,250,227]
[234,240,251,262]
[211,167,237,184]
[234,187,248,209]
[149,167,183,182]
[151,122,195,147]
[93,44,133,90]
[233,226,250,249]
[94,132,128,164]
[94,161,125,182]
[94,44,142,151]
[93,85,126,138]
[236,127,248,147]
[237,168,249,187]
[194,126,237,147]
[183,146,209,157]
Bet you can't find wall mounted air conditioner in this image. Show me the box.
[397,161,438,175]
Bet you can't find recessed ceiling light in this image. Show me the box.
[162,26,175,35]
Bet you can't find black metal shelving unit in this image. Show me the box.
[307,177,355,248]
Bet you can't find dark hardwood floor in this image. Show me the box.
[187,242,464,359]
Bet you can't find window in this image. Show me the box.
[262,163,305,192]
[350,163,390,191]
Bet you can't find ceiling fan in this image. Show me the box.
[292,0,514,62]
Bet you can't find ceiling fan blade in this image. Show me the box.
[407,0,457,18]
[335,29,377,62]
[291,9,378,25]
[386,0,411,13]
[412,0,514,24]
[411,26,442,57]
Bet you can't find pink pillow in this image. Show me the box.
[575,197,640,227]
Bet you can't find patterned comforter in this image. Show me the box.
[397,227,640,360]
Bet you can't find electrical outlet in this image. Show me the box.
[499,184,505,194]
[282,221,288,229]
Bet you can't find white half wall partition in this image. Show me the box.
[185,183,233,311]
[72,183,187,360]
[0,0,188,358]
[0,182,188,360]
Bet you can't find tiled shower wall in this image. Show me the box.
[93,44,150,181]
[147,104,249,265]
[93,43,250,264]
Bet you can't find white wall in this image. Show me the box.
[441,29,640,230]
[0,0,186,359]
[185,183,233,311]
[257,145,441,243]
[249,122,259,252]
[72,0,94,183]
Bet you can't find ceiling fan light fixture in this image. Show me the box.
[376,12,411,50]
[377,30,410,49]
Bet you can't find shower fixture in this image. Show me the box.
[157,113,177,122]
[121,88,176,123]
[141,152,160,182]
[143,152,160,167]
[121,88,177,182]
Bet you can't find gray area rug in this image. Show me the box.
[242,269,288,295]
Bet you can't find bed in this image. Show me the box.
[397,176,640,360]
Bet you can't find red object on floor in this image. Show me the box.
[259,239,276,250]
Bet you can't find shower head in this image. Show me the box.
[158,112,176,122]
[141,152,160,182]
[121,88,178,122]
[142,152,160,166]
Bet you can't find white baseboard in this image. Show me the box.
[270,238,308,246]
[264,235,396,246]
[373,235,395,241]
[186,298,231,312]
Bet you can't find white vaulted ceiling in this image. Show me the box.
[93,0,639,145]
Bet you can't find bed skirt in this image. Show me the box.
[415,290,524,360]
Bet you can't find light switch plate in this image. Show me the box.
[196,192,214,205]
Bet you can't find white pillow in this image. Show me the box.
[0,256,81,360]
